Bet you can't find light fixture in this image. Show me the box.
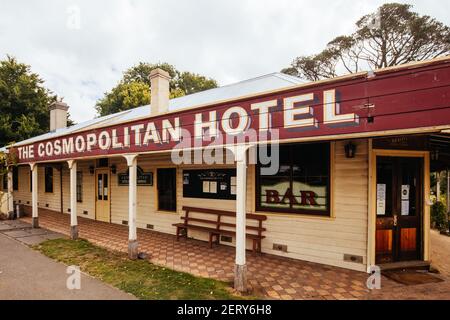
[345,141,356,158]
[431,149,439,161]
[89,165,95,174]
[110,164,117,174]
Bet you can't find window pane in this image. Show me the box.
[97,174,103,200]
[13,167,19,191]
[157,168,176,211]
[76,171,82,202]
[103,174,108,201]
[45,167,53,193]
[257,142,330,215]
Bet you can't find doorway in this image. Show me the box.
[157,168,176,212]
[375,156,423,264]
[95,169,110,222]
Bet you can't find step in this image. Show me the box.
[379,260,431,272]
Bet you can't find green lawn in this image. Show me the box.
[35,238,254,300]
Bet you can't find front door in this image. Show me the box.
[375,156,423,264]
[96,169,110,222]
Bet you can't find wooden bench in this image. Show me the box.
[173,206,267,253]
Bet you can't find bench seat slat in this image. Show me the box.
[172,223,265,239]
[180,216,266,232]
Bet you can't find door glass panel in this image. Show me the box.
[97,174,103,200]
[400,160,417,216]
[103,174,108,201]
[376,158,393,216]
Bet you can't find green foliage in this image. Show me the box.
[36,238,250,300]
[283,3,450,81]
[95,81,151,116]
[0,55,63,146]
[431,201,448,231]
[96,62,218,116]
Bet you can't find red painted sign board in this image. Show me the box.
[15,59,450,164]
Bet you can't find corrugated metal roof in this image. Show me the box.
[12,72,304,147]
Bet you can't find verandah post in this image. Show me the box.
[67,160,78,239]
[124,154,138,259]
[30,163,39,228]
[227,144,250,292]
[6,167,14,219]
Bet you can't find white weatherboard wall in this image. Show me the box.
[12,139,369,272]
[251,140,369,271]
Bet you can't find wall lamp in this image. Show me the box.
[89,165,95,174]
[345,141,357,158]
[110,164,117,174]
[431,149,439,161]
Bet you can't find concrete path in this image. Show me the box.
[0,229,136,300]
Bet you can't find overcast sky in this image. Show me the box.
[1,0,449,123]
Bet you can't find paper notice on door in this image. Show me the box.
[401,200,409,215]
[376,183,386,215]
[401,185,410,200]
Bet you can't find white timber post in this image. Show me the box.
[30,163,39,228]
[226,144,250,292]
[124,154,138,259]
[67,160,78,240]
[7,167,14,219]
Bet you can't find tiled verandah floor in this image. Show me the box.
[21,209,450,300]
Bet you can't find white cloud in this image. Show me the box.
[0,0,448,123]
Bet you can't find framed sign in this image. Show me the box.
[118,166,153,186]
[183,169,236,200]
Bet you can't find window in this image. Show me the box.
[76,171,83,202]
[97,158,109,167]
[157,168,176,211]
[256,142,330,216]
[183,169,237,200]
[45,167,53,193]
[2,174,7,190]
[13,166,18,191]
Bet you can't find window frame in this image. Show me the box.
[44,166,54,193]
[255,142,331,217]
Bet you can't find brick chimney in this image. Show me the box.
[149,68,171,116]
[49,101,69,131]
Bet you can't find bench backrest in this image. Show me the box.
[181,206,266,236]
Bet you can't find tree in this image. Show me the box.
[282,3,450,81]
[0,56,67,147]
[95,62,218,116]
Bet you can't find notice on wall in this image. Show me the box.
[376,183,386,215]
[202,181,210,193]
[210,181,217,194]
